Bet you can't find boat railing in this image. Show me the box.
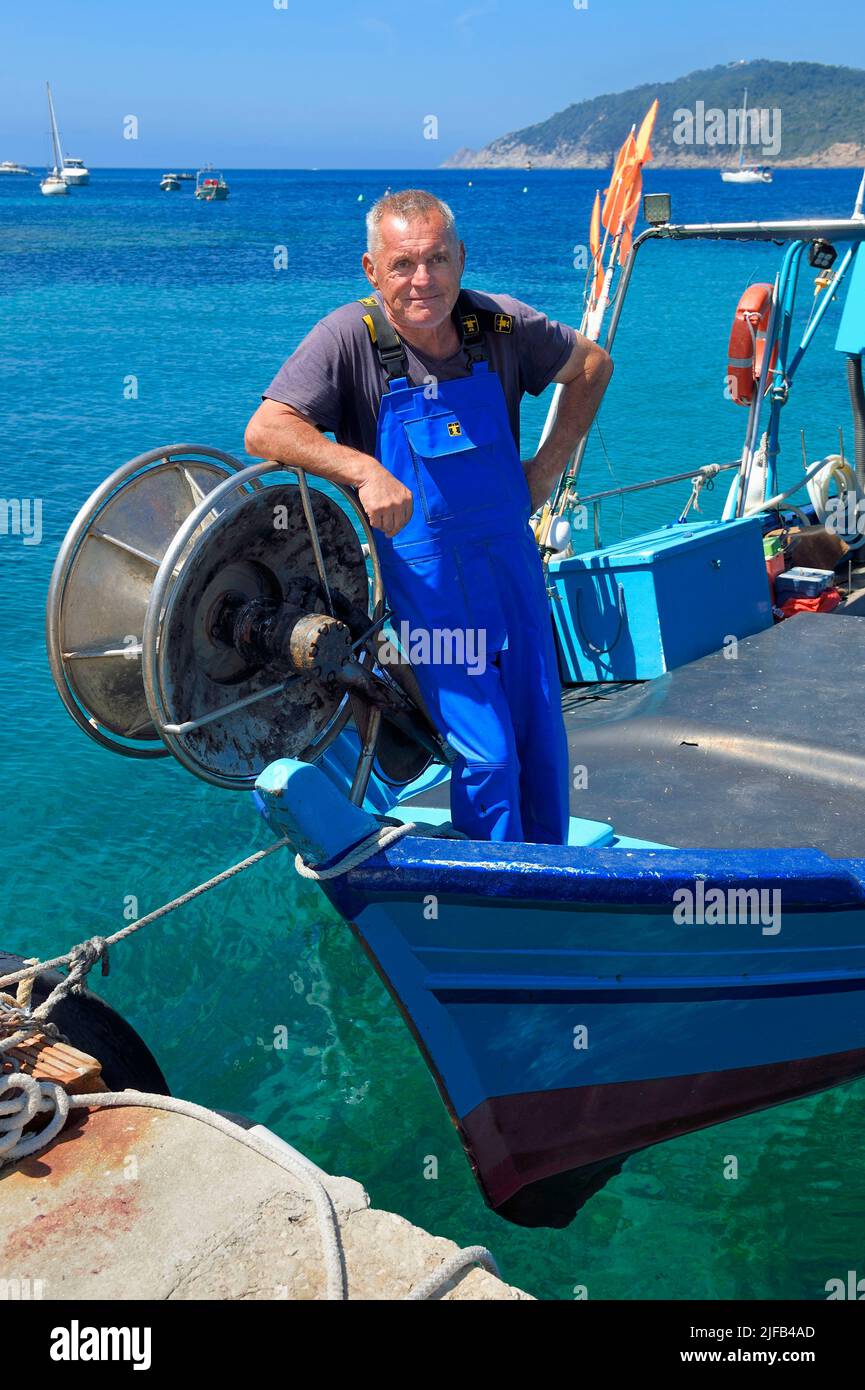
[606,217,865,352]
[557,215,865,520]
[562,460,742,549]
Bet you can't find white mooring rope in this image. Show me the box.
[0,1075,499,1300]
[1,813,494,1299]
[293,817,465,881]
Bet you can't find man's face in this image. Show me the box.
[362,214,465,332]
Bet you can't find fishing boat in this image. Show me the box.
[43,116,865,1225]
[160,172,181,191]
[40,84,68,197]
[721,88,773,183]
[194,166,229,201]
[0,160,29,175]
[256,193,865,1226]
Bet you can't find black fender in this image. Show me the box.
[0,952,169,1095]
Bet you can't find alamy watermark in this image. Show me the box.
[673,103,781,158]
[824,494,865,536]
[50,1321,151,1370]
[0,497,42,545]
[673,881,782,935]
[379,621,487,675]
[826,1271,865,1299]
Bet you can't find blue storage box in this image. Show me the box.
[774,566,835,600]
[548,516,773,682]
[835,244,865,356]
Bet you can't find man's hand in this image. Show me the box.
[245,398,411,535]
[357,468,413,537]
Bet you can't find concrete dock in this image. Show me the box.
[1,1101,530,1300]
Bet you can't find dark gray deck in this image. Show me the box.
[408,613,865,858]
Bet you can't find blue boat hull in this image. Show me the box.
[324,843,865,1223]
[256,755,865,1226]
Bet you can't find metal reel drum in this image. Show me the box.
[143,464,378,789]
[46,444,252,757]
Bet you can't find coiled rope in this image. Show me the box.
[1,814,495,1299]
[0,1075,499,1300]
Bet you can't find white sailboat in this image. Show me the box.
[721,89,773,184]
[41,83,69,196]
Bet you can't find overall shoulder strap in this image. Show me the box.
[359,290,509,379]
[357,295,409,382]
[457,291,516,366]
[456,290,489,367]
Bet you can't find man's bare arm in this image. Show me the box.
[244,398,413,537]
[522,336,614,512]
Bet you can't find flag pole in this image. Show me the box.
[532,104,656,549]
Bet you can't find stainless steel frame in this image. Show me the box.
[562,216,865,505]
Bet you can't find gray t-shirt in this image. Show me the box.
[263,288,576,457]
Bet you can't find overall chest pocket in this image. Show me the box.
[403,407,510,525]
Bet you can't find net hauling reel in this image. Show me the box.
[47,443,446,800]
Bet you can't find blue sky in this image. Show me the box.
[4,0,865,167]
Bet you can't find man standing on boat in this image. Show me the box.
[245,189,612,844]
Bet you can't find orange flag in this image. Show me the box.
[606,101,659,264]
[601,131,638,234]
[635,98,658,163]
[617,174,643,263]
[589,190,603,301]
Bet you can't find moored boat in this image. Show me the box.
[40,83,68,197]
[0,160,29,175]
[194,166,229,200]
[42,150,865,1227]
[720,88,773,183]
[160,172,181,191]
[721,165,773,184]
[61,155,89,186]
[40,173,68,196]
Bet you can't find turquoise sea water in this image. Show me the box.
[2,168,864,1300]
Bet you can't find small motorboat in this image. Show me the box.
[160,172,181,191]
[194,166,229,201]
[0,161,29,175]
[176,172,195,181]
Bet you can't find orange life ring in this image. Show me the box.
[726,283,777,406]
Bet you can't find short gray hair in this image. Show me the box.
[365,189,457,256]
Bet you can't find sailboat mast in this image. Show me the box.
[46,82,64,171]
[738,88,748,170]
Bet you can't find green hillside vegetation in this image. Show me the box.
[443,60,865,167]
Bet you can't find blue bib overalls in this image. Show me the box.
[367,300,570,845]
